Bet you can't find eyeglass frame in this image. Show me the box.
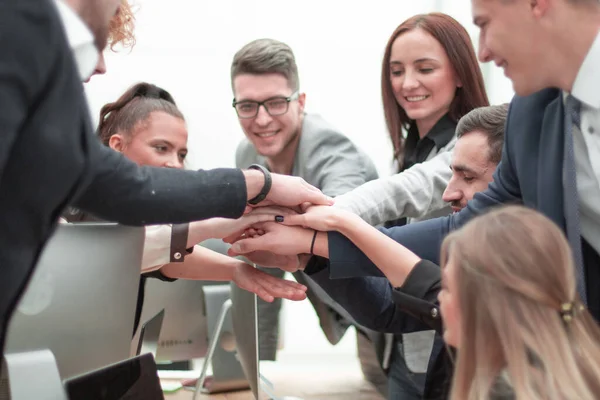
[232,91,300,119]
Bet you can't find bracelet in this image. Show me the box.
[247,164,272,205]
[310,230,318,255]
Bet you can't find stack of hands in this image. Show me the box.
[195,175,349,305]
[216,203,346,303]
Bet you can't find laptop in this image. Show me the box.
[64,353,164,400]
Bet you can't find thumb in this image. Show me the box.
[230,236,269,255]
[303,188,334,206]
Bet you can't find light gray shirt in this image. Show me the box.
[571,30,600,257]
[334,139,455,226]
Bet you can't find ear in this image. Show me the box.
[108,134,125,152]
[531,0,550,18]
[297,92,306,113]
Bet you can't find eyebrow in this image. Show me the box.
[450,163,479,175]
[151,138,188,152]
[390,58,439,65]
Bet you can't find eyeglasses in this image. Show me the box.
[232,91,299,119]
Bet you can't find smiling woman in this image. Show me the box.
[381,13,489,171]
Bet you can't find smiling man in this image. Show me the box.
[442,103,506,213]
[230,38,384,390]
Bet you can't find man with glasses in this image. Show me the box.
[231,38,384,392]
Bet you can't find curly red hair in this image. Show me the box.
[108,0,136,51]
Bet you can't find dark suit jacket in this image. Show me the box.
[306,88,600,336]
[0,0,247,362]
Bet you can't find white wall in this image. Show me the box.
[85,0,515,356]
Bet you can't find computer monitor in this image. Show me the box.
[132,238,231,363]
[230,281,262,399]
[135,309,165,357]
[4,223,144,380]
[230,281,303,400]
[133,277,209,363]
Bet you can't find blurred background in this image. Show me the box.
[85,0,514,367]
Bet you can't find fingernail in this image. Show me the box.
[275,215,284,223]
[232,243,240,252]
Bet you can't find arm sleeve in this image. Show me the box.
[327,106,523,278]
[74,144,248,225]
[305,257,441,333]
[333,142,454,225]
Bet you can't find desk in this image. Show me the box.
[163,356,384,400]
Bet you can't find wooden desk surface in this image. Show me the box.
[163,357,384,400]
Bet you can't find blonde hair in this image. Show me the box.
[108,0,136,51]
[441,205,600,400]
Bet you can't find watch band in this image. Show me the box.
[247,164,272,205]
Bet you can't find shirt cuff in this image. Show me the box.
[400,259,441,300]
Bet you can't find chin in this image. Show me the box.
[255,145,283,158]
[404,109,429,121]
[511,77,545,97]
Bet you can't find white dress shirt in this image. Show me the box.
[54,2,174,272]
[53,0,98,81]
[571,30,600,256]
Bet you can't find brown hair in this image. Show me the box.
[230,38,299,92]
[441,205,600,400]
[381,13,489,167]
[456,103,509,164]
[98,82,184,145]
[108,0,136,51]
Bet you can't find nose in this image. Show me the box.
[442,178,462,204]
[478,37,492,63]
[254,104,273,126]
[164,155,184,169]
[401,69,420,91]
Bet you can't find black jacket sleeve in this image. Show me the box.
[74,143,248,225]
[305,257,442,334]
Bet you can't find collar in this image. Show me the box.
[407,114,456,150]
[571,29,600,109]
[53,0,98,81]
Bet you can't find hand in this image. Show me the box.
[278,205,347,232]
[262,174,334,208]
[232,263,307,303]
[189,210,287,246]
[235,251,302,273]
[228,222,314,257]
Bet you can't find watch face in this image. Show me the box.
[64,354,164,400]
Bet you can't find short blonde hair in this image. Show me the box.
[108,0,136,51]
[442,205,600,400]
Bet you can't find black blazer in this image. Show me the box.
[0,0,247,362]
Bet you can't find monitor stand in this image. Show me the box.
[191,285,249,397]
[1,349,67,400]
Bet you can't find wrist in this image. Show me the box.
[242,169,264,202]
[312,231,329,258]
[229,260,247,282]
[246,164,272,205]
